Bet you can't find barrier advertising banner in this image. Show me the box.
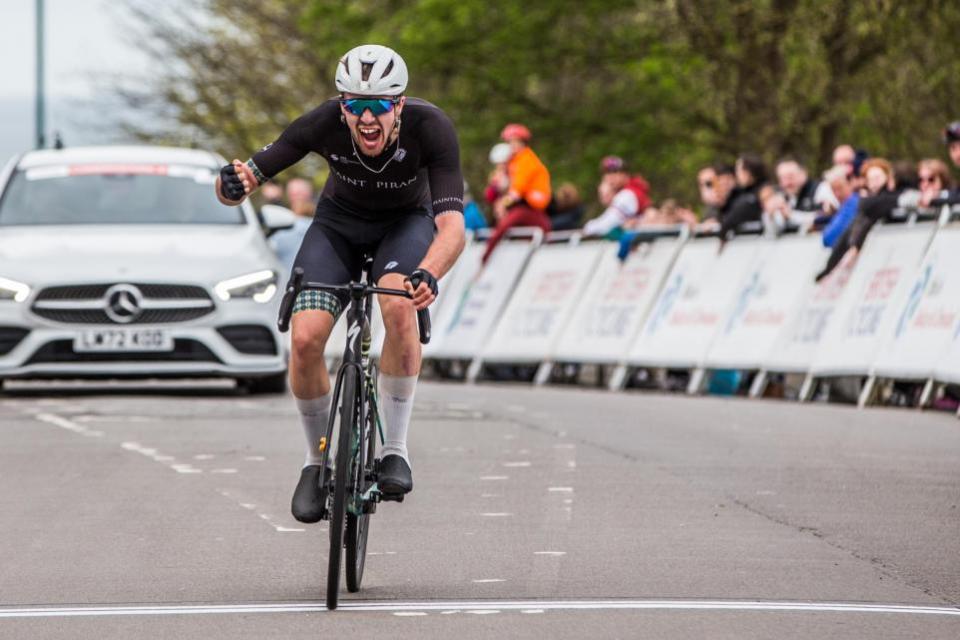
[764,245,854,373]
[481,242,605,363]
[553,239,682,364]
[810,225,935,376]
[874,225,960,380]
[423,242,484,358]
[705,235,826,370]
[628,237,761,368]
[429,240,534,359]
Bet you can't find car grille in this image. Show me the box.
[25,339,221,364]
[0,326,30,356]
[31,283,215,324]
[217,325,278,356]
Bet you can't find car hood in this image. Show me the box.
[0,225,280,285]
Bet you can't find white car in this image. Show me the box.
[0,145,296,393]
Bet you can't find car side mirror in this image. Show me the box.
[260,204,297,237]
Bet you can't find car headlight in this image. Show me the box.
[214,270,278,303]
[0,277,30,302]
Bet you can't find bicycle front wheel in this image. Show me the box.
[327,366,359,610]
[346,387,378,592]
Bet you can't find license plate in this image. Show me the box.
[74,328,174,352]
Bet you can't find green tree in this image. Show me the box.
[119,0,960,214]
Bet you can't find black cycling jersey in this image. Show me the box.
[251,98,464,220]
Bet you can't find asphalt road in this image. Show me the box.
[1,381,958,639]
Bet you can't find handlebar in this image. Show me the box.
[277,268,431,345]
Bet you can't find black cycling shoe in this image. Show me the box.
[378,455,413,495]
[291,465,331,523]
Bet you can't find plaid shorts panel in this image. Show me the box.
[292,289,343,318]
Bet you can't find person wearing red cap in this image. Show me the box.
[582,156,651,238]
[482,123,552,263]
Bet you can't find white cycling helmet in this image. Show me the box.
[335,44,408,96]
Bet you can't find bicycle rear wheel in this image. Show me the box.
[345,388,377,592]
[327,366,359,610]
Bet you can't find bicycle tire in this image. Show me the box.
[327,366,359,610]
[345,386,377,592]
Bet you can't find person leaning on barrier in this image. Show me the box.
[715,153,767,241]
[929,122,960,207]
[582,155,652,238]
[775,156,838,215]
[481,124,552,264]
[816,158,899,281]
[546,182,585,231]
[821,164,860,248]
[917,159,953,208]
[696,166,721,221]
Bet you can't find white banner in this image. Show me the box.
[810,225,935,377]
[553,238,683,364]
[874,225,960,380]
[423,242,484,358]
[430,241,535,359]
[481,242,605,363]
[628,237,761,368]
[705,235,827,370]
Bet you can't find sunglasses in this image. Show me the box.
[340,98,399,116]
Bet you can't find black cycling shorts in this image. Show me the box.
[290,198,436,318]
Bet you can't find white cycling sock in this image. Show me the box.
[296,392,332,468]
[378,373,417,463]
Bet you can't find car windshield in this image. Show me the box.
[0,164,244,226]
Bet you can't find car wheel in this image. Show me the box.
[241,373,288,395]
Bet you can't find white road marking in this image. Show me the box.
[468,610,501,615]
[534,551,566,556]
[480,493,499,498]
[35,413,104,438]
[244,456,266,462]
[393,611,427,616]
[194,454,215,460]
[480,513,512,517]
[170,464,202,474]
[503,461,531,468]
[472,579,506,583]
[1,599,957,619]
[480,475,509,481]
[210,468,238,474]
[548,487,573,492]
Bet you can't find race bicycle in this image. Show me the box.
[277,259,430,610]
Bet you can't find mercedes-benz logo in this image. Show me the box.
[104,284,143,324]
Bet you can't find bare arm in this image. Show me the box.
[405,213,466,309]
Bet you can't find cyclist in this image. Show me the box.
[215,44,465,523]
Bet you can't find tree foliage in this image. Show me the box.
[119,0,960,209]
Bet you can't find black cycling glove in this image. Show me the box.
[219,164,246,201]
[407,268,439,297]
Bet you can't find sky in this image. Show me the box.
[0,0,156,166]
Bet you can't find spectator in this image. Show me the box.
[482,124,552,264]
[716,153,766,240]
[462,181,488,231]
[582,155,651,238]
[259,182,284,206]
[929,122,960,207]
[632,198,698,228]
[484,142,512,206]
[775,157,838,214]
[821,164,860,247]
[546,183,585,231]
[270,178,317,273]
[285,178,316,217]
[832,144,856,171]
[817,158,899,280]
[758,184,792,233]
[697,166,720,220]
[917,159,953,208]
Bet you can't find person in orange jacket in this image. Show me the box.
[482,123,552,263]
